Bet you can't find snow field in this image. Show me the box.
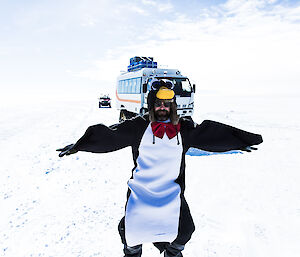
[0,92,299,257]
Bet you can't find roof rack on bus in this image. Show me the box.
[128,56,157,72]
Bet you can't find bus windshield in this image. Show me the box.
[167,78,192,97]
[147,77,192,96]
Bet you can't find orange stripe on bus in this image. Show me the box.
[115,91,141,103]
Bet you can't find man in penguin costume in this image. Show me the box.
[57,79,263,257]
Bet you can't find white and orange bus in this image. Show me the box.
[116,57,195,121]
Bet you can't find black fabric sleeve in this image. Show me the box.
[185,119,263,152]
[72,119,136,153]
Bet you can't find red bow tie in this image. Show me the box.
[151,122,181,139]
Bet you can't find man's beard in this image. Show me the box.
[154,109,170,121]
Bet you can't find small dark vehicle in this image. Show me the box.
[99,95,111,108]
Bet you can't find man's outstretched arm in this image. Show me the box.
[57,119,136,157]
[186,120,263,152]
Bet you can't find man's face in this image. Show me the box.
[154,99,172,121]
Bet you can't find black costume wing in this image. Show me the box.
[72,119,137,153]
[182,119,263,152]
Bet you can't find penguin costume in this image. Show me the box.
[57,80,263,257]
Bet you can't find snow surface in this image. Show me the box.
[0,92,300,257]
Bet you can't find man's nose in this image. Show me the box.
[158,102,167,107]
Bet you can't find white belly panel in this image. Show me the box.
[125,124,183,246]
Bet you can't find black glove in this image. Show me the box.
[240,146,258,152]
[56,144,78,157]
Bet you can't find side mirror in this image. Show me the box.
[192,84,196,93]
[142,83,148,93]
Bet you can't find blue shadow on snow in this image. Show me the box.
[186,147,242,156]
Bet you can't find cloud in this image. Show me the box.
[142,0,156,6]
[80,14,99,27]
[1,0,299,96]
[129,5,148,15]
[158,2,174,12]
[141,0,173,12]
[77,0,300,95]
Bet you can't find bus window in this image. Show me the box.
[172,78,192,97]
[132,79,137,93]
[125,80,129,93]
[182,79,192,93]
[131,79,135,94]
[127,79,131,94]
[173,80,183,95]
[137,78,140,93]
[118,81,122,93]
[136,78,141,93]
[121,80,125,93]
[118,81,121,93]
[130,79,135,94]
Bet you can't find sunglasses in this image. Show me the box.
[154,99,173,108]
[151,80,174,90]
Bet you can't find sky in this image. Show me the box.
[0,0,300,102]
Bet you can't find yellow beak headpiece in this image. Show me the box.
[156,86,175,100]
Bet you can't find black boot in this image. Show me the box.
[164,243,184,257]
[123,244,142,257]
